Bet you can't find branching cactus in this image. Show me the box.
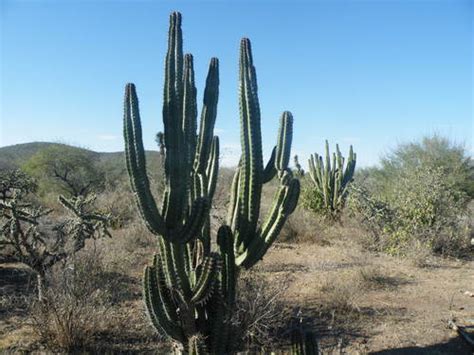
[306,140,356,219]
[227,39,300,270]
[123,12,299,353]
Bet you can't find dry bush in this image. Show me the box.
[95,186,137,229]
[279,207,322,243]
[279,206,364,247]
[29,249,122,352]
[232,272,291,352]
[357,266,389,290]
[97,220,158,278]
[319,276,361,315]
[404,239,436,268]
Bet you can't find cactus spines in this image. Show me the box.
[124,12,299,354]
[307,140,356,219]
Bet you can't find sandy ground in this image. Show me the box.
[1,238,473,354]
[259,240,474,354]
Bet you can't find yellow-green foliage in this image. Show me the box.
[350,141,472,257]
[22,145,104,197]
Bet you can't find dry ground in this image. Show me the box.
[258,239,474,354]
[1,231,473,354]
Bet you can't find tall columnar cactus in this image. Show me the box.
[307,140,356,219]
[124,12,299,353]
[227,39,300,270]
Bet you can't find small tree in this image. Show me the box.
[378,135,474,199]
[0,170,111,300]
[23,145,105,197]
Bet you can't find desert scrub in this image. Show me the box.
[350,165,471,257]
[29,250,118,352]
[232,273,290,352]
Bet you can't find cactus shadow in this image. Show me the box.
[290,303,410,352]
[370,336,473,355]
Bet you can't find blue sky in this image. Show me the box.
[1,0,472,167]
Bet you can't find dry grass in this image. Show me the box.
[29,250,117,351]
[319,276,362,315]
[232,272,291,352]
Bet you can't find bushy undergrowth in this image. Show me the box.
[29,250,118,351]
[349,136,473,258]
[232,273,290,352]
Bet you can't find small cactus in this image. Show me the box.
[294,155,305,177]
[306,140,356,219]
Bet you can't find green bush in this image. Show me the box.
[350,135,472,257]
[22,145,104,197]
[375,134,473,199]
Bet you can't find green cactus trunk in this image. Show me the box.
[124,12,299,354]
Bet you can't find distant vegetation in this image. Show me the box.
[348,135,473,258]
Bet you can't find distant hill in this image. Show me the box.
[0,142,161,174]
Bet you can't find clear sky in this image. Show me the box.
[1,0,472,167]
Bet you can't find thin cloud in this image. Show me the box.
[97,134,118,141]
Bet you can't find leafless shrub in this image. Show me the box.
[232,272,290,352]
[280,207,321,243]
[319,276,361,315]
[29,249,119,352]
[96,187,137,229]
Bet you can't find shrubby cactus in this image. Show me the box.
[304,140,356,220]
[0,170,111,300]
[123,12,299,353]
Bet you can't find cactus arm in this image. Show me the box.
[153,254,181,325]
[162,12,186,228]
[275,111,293,171]
[158,240,187,304]
[194,58,219,174]
[262,146,277,183]
[308,155,317,186]
[208,225,236,353]
[205,136,219,199]
[143,265,184,342]
[171,243,193,301]
[176,197,209,243]
[208,279,227,354]
[217,225,236,306]
[236,38,264,250]
[183,54,198,176]
[191,253,220,304]
[236,176,300,268]
[123,83,167,236]
[227,168,241,232]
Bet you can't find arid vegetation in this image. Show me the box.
[0,134,473,353]
[1,11,473,355]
